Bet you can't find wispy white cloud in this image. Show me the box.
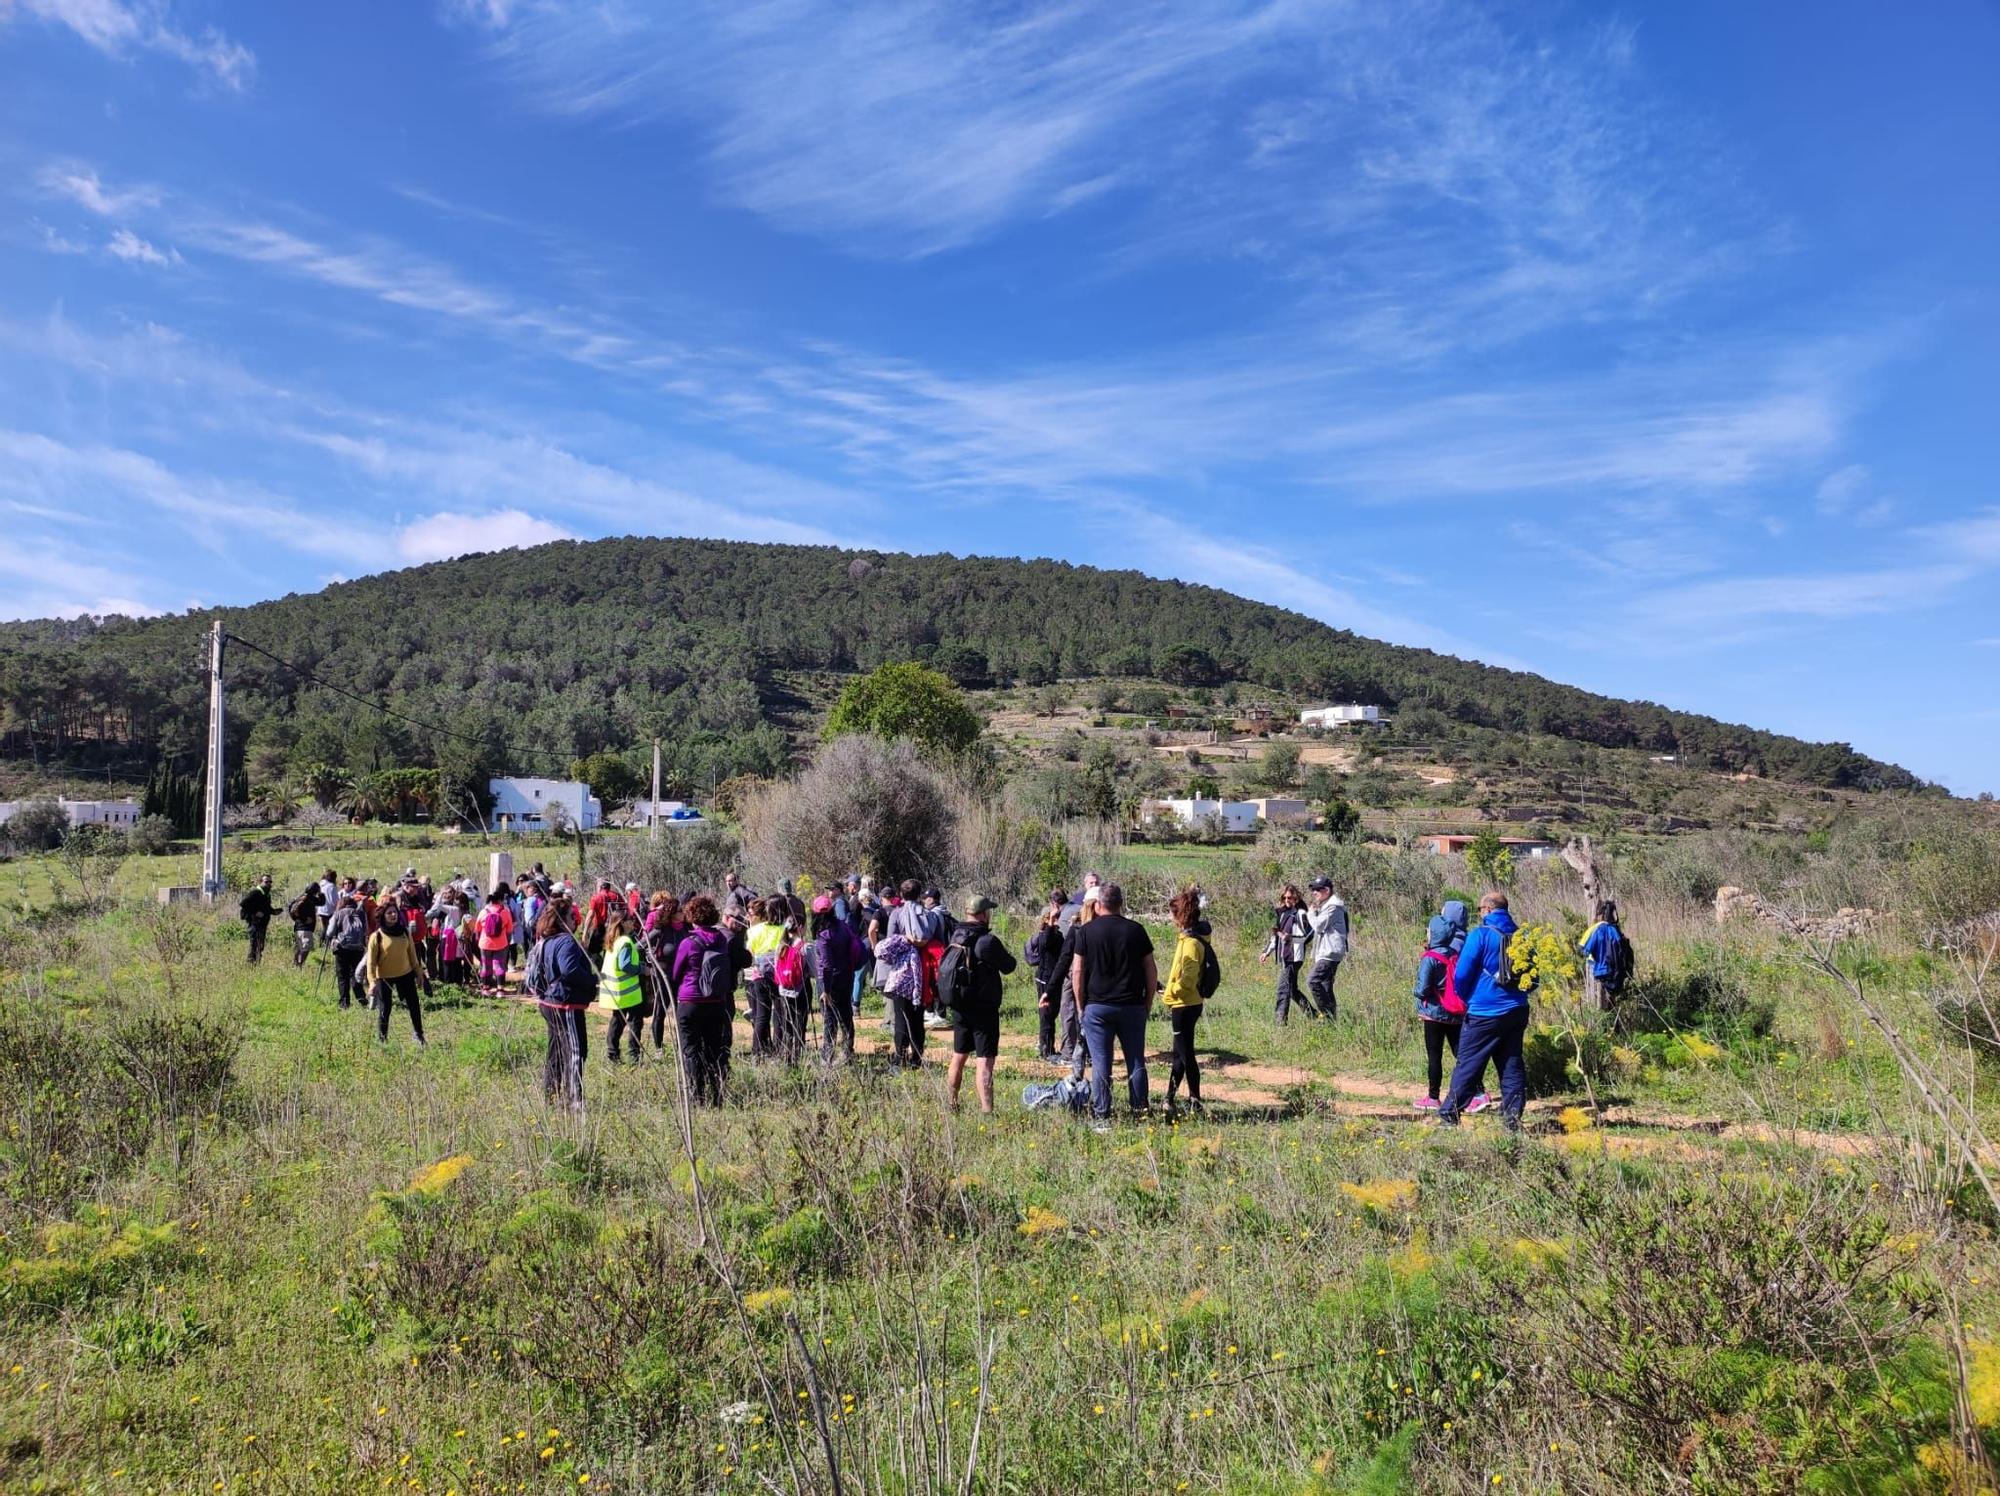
[37,163,160,217]
[0,539,165,622]
[7,0,253,89]
[397,508,574,563]
[105,227,181,266]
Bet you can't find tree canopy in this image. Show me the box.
[823,661,982,758]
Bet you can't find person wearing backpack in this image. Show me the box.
[325,890,369,1009]
[943,895,1018,1114]
[526,901,597,1110]
[670,894,751,1106]
[1437,891,1528,1130]
[1411,911,1489,1114]
[1161,887,1219,1116]
[772,919,813,1065]
[809,895,868,1064]
[600,908,647,1064]
[1579,900,1633,1005]
[288,882,323,968]
[476,888,515,995]
[238,874,275,963]
[643,893,690,1054]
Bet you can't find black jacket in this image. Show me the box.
[240,887,273,927]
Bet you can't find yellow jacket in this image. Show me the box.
[364,929,418,982]
[1162,931,1207,1009]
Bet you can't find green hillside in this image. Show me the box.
[0,538,1925,800]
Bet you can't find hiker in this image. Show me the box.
[362,903,427,1048]
[1054,886,1102,1075]
[1302,875,1349,1020]
[810,894,868,1063]
[600,908,647,1064]
[476,888,514,994]
[1162,887,1217,1115]
[326,890,368,1009]
[1412,909,1487,1113]
[643,893,690,1053]
[1070,883,1158,1130]
[772,913,813,1064]
[1260,883,1315,1023]
[584,879,619,958]
[670,893,749,1106]
[624,881,643,916]
[744,898,788,1058]
[886,876,946,1048]
[526,901,596,1110]
[720,870,756,924]
[1025,891,1067,1061]
[288,881,323,967]
[1579,900,1633,1004]
[944,895,1018,1114]
[240,874,275,963]
[1437,892,1528,1130]
[316,867,338,946]
[435,897,465,986]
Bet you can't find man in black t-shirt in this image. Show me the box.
[1068,884,1158,1127]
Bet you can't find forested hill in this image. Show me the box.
[0,537,1922,795]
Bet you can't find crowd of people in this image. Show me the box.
[240,858,1632,1132]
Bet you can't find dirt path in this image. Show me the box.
[492,983,1890,1155]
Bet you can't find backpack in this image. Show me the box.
[286,894,310,922]
[935,928,978,1021]
[1195,937,1222,1002]
[1606,925,1635,993]
[1422,949,1466,1017]
[917,939,947,1010]
[482,906,507,940]
[696,941,737,1003]
[774,943,806,997]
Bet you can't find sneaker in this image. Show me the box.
[1412,1095,1440,1111]
[1464,1092,1493,1115]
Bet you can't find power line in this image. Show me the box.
[221,631,574,779]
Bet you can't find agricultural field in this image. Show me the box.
[2,822,1996,1494]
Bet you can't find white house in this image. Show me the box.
[1142,797,1260,834]
[487,777,602,833]
[1299,703,1383,728]
[0,796,141,830]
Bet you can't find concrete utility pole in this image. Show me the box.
[201,620,226,901]
[650,737,662,842]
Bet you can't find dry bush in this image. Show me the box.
[739,734,959,889]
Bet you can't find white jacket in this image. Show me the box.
[1304,896,1349,963]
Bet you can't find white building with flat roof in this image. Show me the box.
[1299,703,1383,728]
[1142,797,1260,834]
[487,777,601,833]
[0,796,141,829]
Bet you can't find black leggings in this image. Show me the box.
[776,984,811,1064]
[748,977,777,1056]
[607,1001,647,1061]
[1167,1005,1202,1103]
[1037,987,1058,1057]
[375,972,425,1044]
[889,995,926,1065]
[1424,1020,1462,1100]
[676,1002,731,1106]
[821,984,855,1060]
[333,949,364,1008]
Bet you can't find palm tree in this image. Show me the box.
[301,762,352,810]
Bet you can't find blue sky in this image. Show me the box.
[2,2,1997,792]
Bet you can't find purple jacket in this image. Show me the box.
[815,921,868,987]
[671,923,747,1004]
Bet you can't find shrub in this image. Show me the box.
[128,813,177,855]
[3,799,67,852]
[1611,954,1775,1042]
[595,822,740,898]
[740,734,959,888]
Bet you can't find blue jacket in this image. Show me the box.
[1580,921,1624,982]
[1454,910,1526,1017]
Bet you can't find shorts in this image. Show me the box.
[952,1006,1001,1059]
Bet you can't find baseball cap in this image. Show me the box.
[963,894,997,916]
[1308,876,1332,891]
[811,893,834,914]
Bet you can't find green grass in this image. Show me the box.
[0,887,1994,1493]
